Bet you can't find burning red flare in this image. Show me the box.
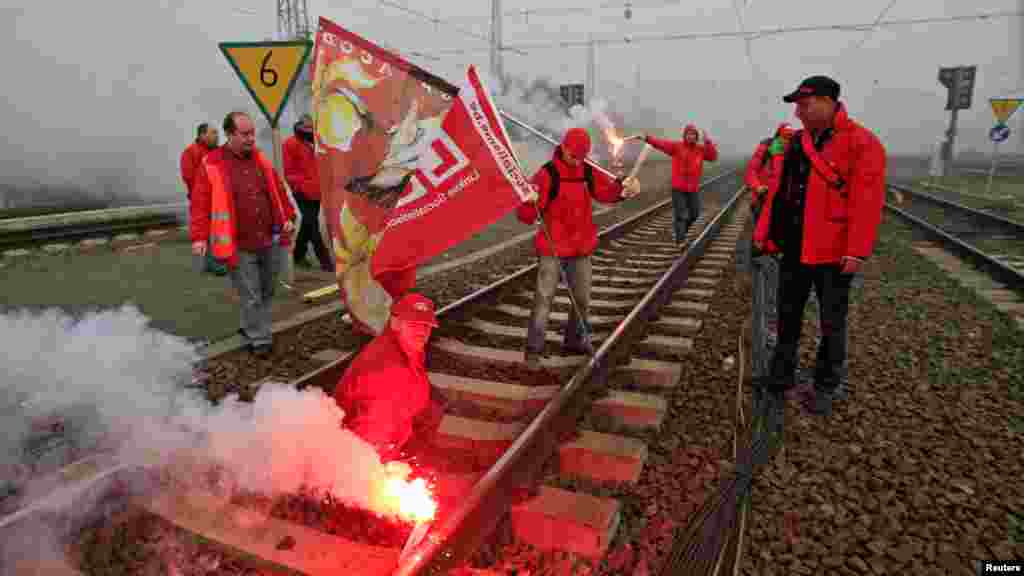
[370,461,437,523]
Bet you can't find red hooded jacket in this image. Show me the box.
[753,105,887,264]
[333,326,431,451]
[644,125,718,193]
[283,135,320,201]
[745,124,794,204]
[180,141,212,199]
[516,128,626,258]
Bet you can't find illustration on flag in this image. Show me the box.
[312,18,533,335]
[370,63,535,297]
[312,18,456,335]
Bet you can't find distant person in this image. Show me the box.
[516,128,640,368]
[333,293,440,460]
[744,123,795,348]
[745,123,795,212]
[753,75,886,416]
[190,111,296,356]
[283,113,333,272]
[181,123,225,275]
[628,125,718,246]
[180,123,218,201]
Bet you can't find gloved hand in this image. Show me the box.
[524,182,540,204]
[621,176,641,198]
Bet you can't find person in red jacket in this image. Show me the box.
[190,111,296,356]
[629,125,718,246]
[283,114,333,272]
[516,128,640,368]
[745,123,794,210]
[333,293,438,460]
[752,76,886,416]
[180,123,218,201]
[181,123,225,275]
[744,123,794,351]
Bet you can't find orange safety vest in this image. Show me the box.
[205,150,290,266]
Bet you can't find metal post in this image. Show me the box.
[271,125,295,285]
[987,139,1000,196]
[490,0,503,88]
[943,107,959,177]
[587,35,596,104]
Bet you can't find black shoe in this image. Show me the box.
[800,386,834,416]
[250,343,273,358]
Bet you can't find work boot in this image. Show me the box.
[801,386,834,416]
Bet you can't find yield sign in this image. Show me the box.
[989,97,1024,125]
[219,41,313,127]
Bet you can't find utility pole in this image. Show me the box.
[275,0,313,285]
[587,34,597,104]
[490,0,503,90]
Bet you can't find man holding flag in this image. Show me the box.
[517,128,641,368]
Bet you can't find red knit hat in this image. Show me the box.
[562,128,591,158]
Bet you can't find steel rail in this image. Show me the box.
[885,199,1024,295]
[393,174,746,576]
[889,183,1024,236]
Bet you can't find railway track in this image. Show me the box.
[0,203,186,252]
[3,170,753,575]
[887,183,1024,293]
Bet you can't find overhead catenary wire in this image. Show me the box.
[851,0,899,50]
[375,0,528,56]
[405,9,1022,56]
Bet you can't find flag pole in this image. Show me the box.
[499,110,618,180]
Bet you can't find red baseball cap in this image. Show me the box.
[391,293,439,327]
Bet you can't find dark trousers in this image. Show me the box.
[671,189,702,242]
[769,257,853,392]
[293,195,331,270]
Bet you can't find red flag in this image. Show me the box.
[312,17,455,335]
[371,65,534,296]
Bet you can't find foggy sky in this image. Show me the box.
[1,1,1020,204]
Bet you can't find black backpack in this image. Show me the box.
[542,161,594,210]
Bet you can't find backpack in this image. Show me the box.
[542,161,594,210]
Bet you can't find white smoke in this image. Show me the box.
[0,305,414,572]
[482,71,650,173]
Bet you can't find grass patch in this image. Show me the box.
[875,215,1024,400]
[917,173,1024,221]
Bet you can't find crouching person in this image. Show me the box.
[516,128,640,368]
[333,294,438,460]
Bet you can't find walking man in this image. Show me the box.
[630,125,718,246]
[284,113,334,272]
[190,111,297,356]
[516,128,640,368]
[752,76,886,416]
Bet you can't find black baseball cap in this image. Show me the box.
[783,75,841,103]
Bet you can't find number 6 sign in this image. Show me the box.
[219,40,313,127]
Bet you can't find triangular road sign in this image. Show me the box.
[990,97,1024,125]
[219,41,313,127]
